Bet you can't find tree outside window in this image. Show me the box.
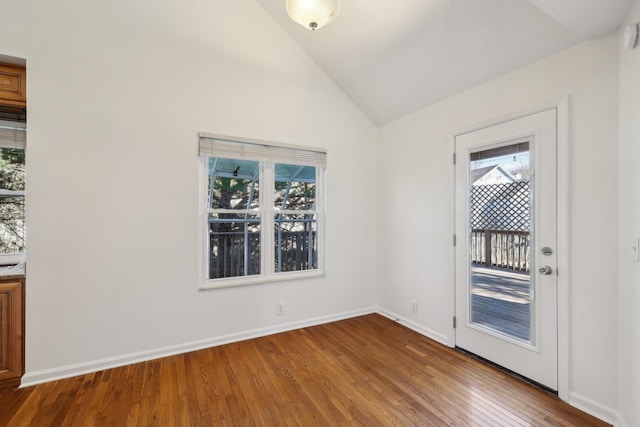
[0,146,25,256]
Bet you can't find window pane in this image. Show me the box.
[469,143,532,343]
[0,147,25,254]
[0,197,24,254]
[208,158,259,210]
[274,213,317,273]
[274,164,316,211]
[0,147,25,191]
[208,213,260,279]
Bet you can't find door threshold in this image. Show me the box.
[455,346,558,396]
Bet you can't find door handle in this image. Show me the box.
[539,265,553,275]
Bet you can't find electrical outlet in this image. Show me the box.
[276,302,285,315]
[411,300,418,314]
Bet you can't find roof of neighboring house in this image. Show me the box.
[470,165,515,185]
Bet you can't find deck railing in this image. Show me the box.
[209,231,261,279]
[209,230,316,279]
[471,229,530,272]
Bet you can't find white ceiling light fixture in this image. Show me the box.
[285,0,340,31]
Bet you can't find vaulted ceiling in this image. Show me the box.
[257,0,633,125]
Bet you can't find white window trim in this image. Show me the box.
[198,134,326,289]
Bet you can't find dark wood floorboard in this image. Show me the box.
[0,314,609,426]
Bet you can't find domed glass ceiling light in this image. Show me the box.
[285,0,340,31]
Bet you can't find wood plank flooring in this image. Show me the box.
[0,314,609,426]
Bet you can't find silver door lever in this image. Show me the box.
[539,265,553,275]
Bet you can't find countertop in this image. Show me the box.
[0,265,25,280]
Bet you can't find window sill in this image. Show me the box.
[0,253,24,267]
[199,270,325,290]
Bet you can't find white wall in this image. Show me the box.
[0,1,631,422]
[618,2,640,426]
[0,0,378,380]
[378,37,620,420]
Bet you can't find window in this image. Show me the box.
[199,134,326,287]
[0,121,25,266]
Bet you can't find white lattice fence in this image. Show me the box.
[470,181,530,271]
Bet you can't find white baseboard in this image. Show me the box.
[21,307,377,388]
[569,391,624,426]
[375,307,450,346]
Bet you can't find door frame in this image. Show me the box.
[449,97,569,401]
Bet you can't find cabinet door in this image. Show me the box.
[0,63,26,107]
[0,280,23,387]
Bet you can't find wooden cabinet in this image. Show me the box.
[0,278,24,388]
[0,63,26,108]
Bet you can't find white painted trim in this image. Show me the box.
[376,308,450,346]
[0,253,23,266]
[199,270,326,290]
[449,97,570,400]
[569,392,624,427]
[199,154,208,283]
[555,96,570,402]
[451,97,570,139]
[448,135,457,348]
[21,307,376,388]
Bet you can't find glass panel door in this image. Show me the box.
[455,108,558,390]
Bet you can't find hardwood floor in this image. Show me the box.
[0,314,609,426]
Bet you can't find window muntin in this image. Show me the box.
[200,135,325,287]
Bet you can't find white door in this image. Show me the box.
[455,109,558,390]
